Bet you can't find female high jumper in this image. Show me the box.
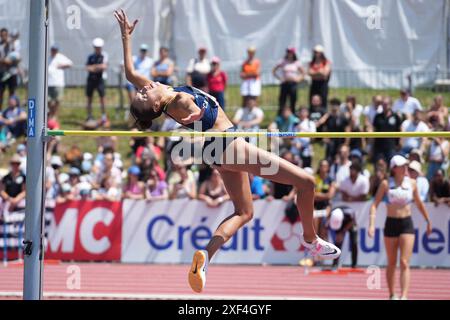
[114,9,340,293]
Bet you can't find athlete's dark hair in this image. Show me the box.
[130,102,163,130]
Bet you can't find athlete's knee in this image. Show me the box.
[294,173,315,193]
[400,258,410,270]
[237,207,254,223]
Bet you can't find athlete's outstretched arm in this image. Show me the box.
[114,9,152,90]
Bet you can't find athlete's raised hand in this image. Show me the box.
[114,9,138,37]
[180,107,206,125]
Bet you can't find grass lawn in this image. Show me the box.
[1,85,449,171]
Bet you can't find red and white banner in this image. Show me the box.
[46,201,122,261]
[43,199,450,267]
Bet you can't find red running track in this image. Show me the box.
[0,262,449,300]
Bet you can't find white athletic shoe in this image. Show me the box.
[302,237,341,260]
[188,250,209,293]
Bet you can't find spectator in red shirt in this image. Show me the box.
[207,56,227,110]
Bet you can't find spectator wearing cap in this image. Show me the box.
[16,143,26,173]
[240,46,261,107]
[400,109,429,156]
[56,182,73,204]
[0,95,26,139]
[272,47,305,115]
[308,45,331,108]
[145,169,168,201]
[0,154,26,212]
[207,56,227,109]
[407,160,429,202]
[67,167,82,200]
[123,166,145,200]
[393,88,423,121]
[151,46,175,86]
[46,155,63,208]
[48,44,73,118]
[327,206,358,269]
[349,149,370,178]
[124,44,153,108]
[85,37,108,123]
[186,47,210,91]
[429,169,450,207]
[339,161,370,202]
[0,28,21,110]
[372,96,402,164]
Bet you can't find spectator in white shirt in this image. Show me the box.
[330,144,352,188]
[124,43,153,108]
[340,95,364,129]
[408,160,429,202]
[339,161,369,202]
[291,107,316,167]
[400,109,429,155]
[392,88,422,120]
[233,96,264,144]
[364,95,383,131]
[48,45,73,118]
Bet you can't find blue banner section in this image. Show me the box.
[27,99,36,138]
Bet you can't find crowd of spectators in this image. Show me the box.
[0,36,449,221]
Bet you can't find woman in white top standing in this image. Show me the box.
[369,155,432,300]
[272,47,305,115]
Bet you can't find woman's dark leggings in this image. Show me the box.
[278,81,298,115]
[333,225,358,268]
[309,80,328,108]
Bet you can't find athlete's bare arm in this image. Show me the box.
[114,9,152,90]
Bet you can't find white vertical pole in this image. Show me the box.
[23,0,49,300]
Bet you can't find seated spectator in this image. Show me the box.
[338,161,369,202]
[291,107,315,168]
[408,160,429,202]
[168,164,197,200]
[427,95,448,128]
[207,56,227,109]
[151,46,175,86]
[249,173,267,200]
[64,145,83,168]
[67,167,82,200]
[309,94,327,130]
[400,109,429,155]
[426,129,449,181]
[0,95,26,139]
[93,175,121,201]
[408,148,424,164]
[340,95,363,129]
[392,88,422,120]
[349,149,370,178]
[46,155,63,209]
[327,206,358,269]
[268,105,298,151]
[139,151,166,182]
[56,183,72,204]
[268,150,295,199]
[363,95,383,131]
[123,166,145,200]
[321,98,350,162]
[94,150,122,190]
[0,154,26,212]
[372,96,402,163]
[329,144,352,188]
[16,143,26,173]
[314,159,336,239]
[145,169,168,201]
[369,158,388,197]
[232,96,264,144]
[186,47,210,91]
[198,169,229,207]
[134,136,162,163]
[429,169,450,207]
